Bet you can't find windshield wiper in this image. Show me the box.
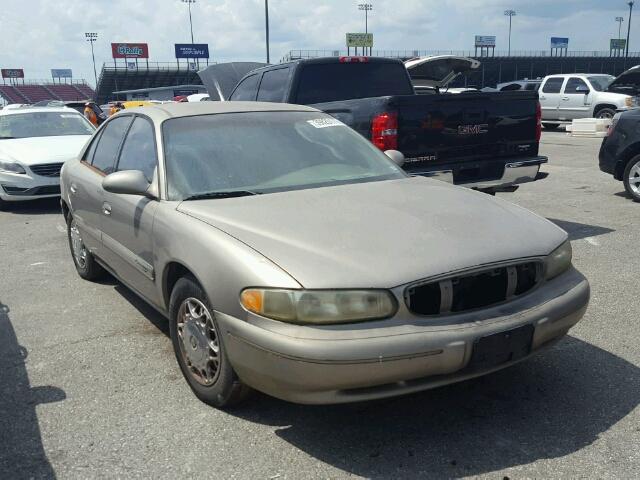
[183,190,260,201]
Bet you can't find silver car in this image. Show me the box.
[60,102,589,407]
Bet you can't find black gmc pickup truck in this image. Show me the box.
[199,56,547,193]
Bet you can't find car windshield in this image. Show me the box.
[0,111,95,139]
[587,76,614,91]
[162,111,406,200]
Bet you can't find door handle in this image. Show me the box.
[70,184,77,194]
[562,97,570,101]
[102,202,112,216]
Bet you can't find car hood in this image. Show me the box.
[607,65,640,95]
[177,177,567,289]
[405,55,481,89]
[0,135,91,165]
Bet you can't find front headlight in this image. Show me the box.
[240,288,398,324]
[625,96,638,108]
[0,160,26,174]
[545,240,572,280]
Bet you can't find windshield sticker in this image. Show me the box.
[307,118,344,129]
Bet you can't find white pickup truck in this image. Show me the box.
[539,68,640,128]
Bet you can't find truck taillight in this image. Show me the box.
[607,113,622,137]
[371,112,398,150]
[536,101,542,142]
[339,56,369,63]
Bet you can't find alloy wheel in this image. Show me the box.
[628,161,640,196]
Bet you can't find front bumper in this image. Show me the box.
[0,171,60,201]
[218,268,589,404]
[408,156,548,190]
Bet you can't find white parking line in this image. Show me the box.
[56,224,66,233]
[584,236,600,246]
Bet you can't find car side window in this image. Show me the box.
[83,130,103,164]
[229,75,259,101]
[564,77,589,94]
[256,68,289,102]
[542,78,564,94]
[91,117,131,174]
[116,117,157,182]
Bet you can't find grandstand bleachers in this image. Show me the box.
[0,82,96,104]
[95,64,202,104]
[0,85,27,104]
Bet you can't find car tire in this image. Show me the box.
[67,214,105,280]
[596,108,617,120]
[169,275,251,408]
[542,123,559,130]
[0,198,8,211]
[623,155,640,202]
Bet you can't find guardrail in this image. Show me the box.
[281,49,640,62]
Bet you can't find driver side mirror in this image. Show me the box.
[102,170,154,198]
[385,150,405,167]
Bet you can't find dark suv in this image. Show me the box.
[599,109,640,201]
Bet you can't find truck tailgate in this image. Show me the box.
[393,91,540,174]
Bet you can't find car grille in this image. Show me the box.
[405,261,543,316]
[1,184,60,196]
[30,162,64,177]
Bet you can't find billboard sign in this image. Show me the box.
[111,42,149,59]
[611,38,627,50]
[475,35,496,47]
[551,37,569,49]
[51,69,72,78]
[1,68,24,79]
[346,33,373,48]
[175,44,210,59]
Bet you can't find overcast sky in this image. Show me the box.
[0,0,637,86]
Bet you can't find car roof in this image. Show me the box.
[123,101,321,121]
[0,106,80,116]
[545,73,612,78]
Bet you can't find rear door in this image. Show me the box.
[559,77,592,120]
[100,115,159,303]
[539,77,565,120]
[70,116,131,256]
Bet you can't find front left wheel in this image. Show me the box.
[623,155,640,202]
[169,276,251,408]
[596,108,617,120]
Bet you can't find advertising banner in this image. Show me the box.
[346,33,373,48]
[551,37,569,49]
[175,44,210,59]
[1,69,24,79]
[111,43,149,59]
[51,69,72,78]
[611,39,627,50]
[475,35,496,47]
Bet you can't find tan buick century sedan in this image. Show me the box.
[60,102,589,408]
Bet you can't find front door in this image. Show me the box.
[558,77,592,120]
[100,116,160,305]
[539,77,565,121]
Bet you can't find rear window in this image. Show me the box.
[295,62,414,104]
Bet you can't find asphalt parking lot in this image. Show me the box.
[1,131,639,479]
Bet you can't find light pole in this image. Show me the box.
[85,32,98,90]
[265,0,270,63]
[504,9,516,56]
[358,3,373,55]
[616,16,625,39]
[181,0,196,44]
[627,1,634,57]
